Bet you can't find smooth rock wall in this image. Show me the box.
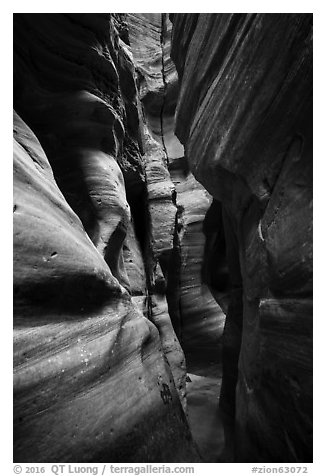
[13,13,199,462]
[169,168,226,349]
[171,13,313,462]
[127,13,225,351]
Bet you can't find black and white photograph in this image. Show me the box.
[11,3,315,471]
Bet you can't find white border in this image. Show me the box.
[3,3,323,473]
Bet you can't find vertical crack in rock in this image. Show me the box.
[13,13,200,463]
[159,13,169,164]
[127,14,227,461]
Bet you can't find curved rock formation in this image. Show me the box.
[127,13,225,351]
[171,13,313,463]
[13,13,199,463]
[13,12,313,464]
[127,13,182,159]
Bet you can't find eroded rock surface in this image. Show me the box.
[13,13,199,463]
[13,12,312,464]
[171,13,312,462]
[127,13,225,352]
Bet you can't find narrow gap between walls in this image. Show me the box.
[160,13,169,164]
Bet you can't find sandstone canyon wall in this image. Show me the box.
[13,13,200,463]
[13,12,312,464]
[127,13,225,352]
[171,13,313,462]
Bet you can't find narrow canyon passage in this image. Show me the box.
[13,13,312,464]
[127,13,228,461]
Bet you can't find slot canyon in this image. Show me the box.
[13,13,312,463]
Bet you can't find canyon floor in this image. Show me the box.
[186,346,224,462]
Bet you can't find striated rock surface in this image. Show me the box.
[171,13,313,462]
[127,13,183,159]
[127,13,225,352]
[170,168,226,350]
[13,13,200,462]
[14,11,312,464]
